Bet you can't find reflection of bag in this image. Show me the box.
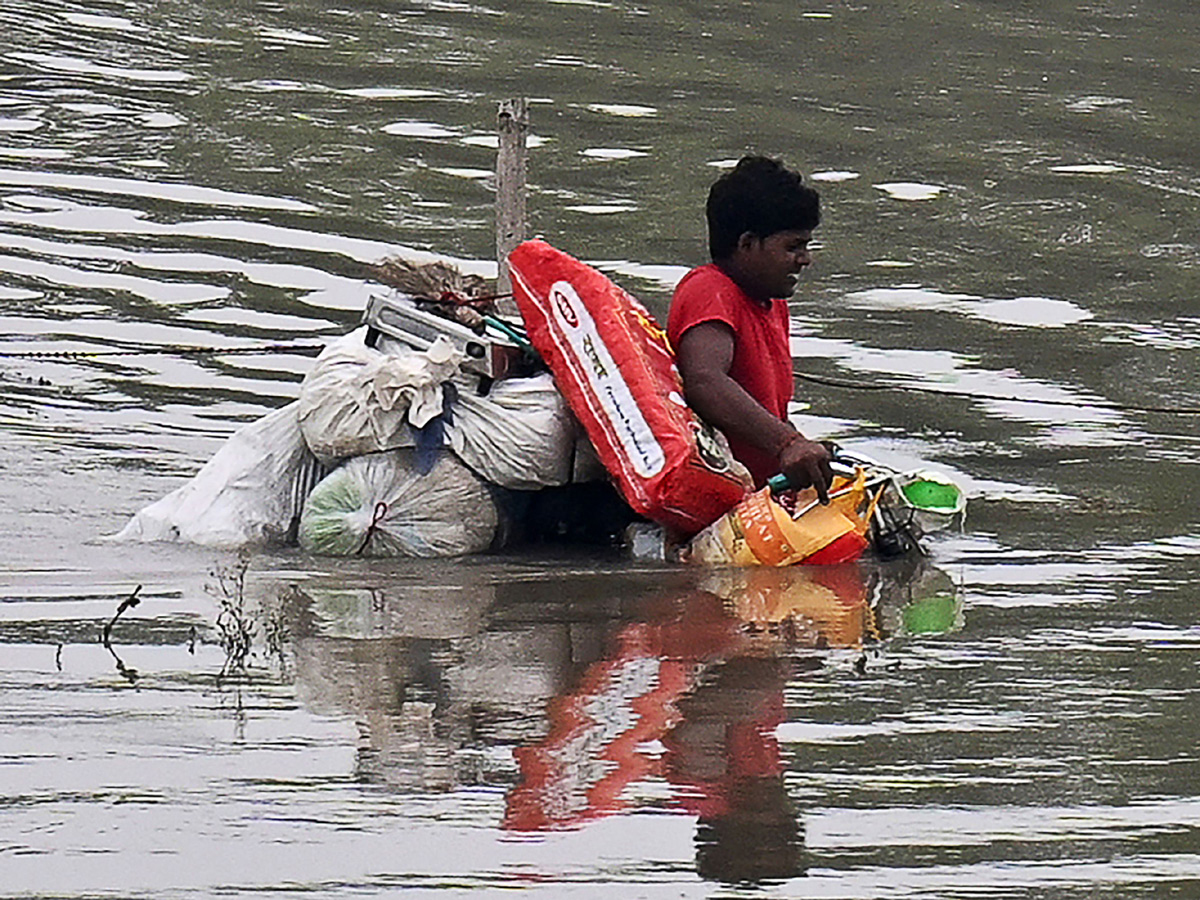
[298,449,499,558]
[701,566,869,647]
[685,471,871,567]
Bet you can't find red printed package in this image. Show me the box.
[508,240,750,535]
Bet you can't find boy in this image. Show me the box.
[667,156,833,502]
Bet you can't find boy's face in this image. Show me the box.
[736,229,814,301]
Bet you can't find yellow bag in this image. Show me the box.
[685,470,871,567]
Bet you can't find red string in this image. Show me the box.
[355,501,389,556]
[434,290,513,309]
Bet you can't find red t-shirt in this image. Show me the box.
[667,264,794,487]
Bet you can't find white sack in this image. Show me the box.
[297,326,463,464]
[297,327,579,490]
[109,401,322,547]
[447,372,575,489]
[298,449,498,558]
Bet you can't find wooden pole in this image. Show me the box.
[494,98,528,317]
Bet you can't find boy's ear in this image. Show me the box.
[735,231,759,253]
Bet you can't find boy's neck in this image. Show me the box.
[714,259,773,307]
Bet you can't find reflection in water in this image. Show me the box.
[290,578,506,792]
[675,657,801,884]
[282,559,959,884]
[499,562,958,883]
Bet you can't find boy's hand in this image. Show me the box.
[777,435,834,504]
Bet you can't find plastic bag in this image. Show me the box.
[108,401,323,547]
[684,471,871,567]
[298,448,499,558]
[297,326,463,464]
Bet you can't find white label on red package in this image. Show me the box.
[547,280,665,478]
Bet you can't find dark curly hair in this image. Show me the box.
[706,156,820,260]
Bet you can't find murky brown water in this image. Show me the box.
[2,0,1199,897]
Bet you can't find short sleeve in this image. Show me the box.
[667,266,737,350]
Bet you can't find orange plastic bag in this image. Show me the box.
[684,470,872,566]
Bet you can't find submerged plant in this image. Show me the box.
[100,584,143,684]
[258,586,292,678]
[206,552,254,679]
[204,551,293,681]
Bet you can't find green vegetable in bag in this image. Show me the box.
[299,449,499,558]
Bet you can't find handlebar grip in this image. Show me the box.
[767,461,857,494]
[767,473,791,494]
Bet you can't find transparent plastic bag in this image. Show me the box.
[298,449,499,558]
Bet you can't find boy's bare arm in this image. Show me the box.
[676,322,832,501]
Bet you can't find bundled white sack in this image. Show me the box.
[109,401,323,547]
[448,372,576,489]
[298,449,499,558]
[298,327,578,490]
[297,326,462,463]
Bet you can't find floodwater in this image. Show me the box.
[2,0,1199,896]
